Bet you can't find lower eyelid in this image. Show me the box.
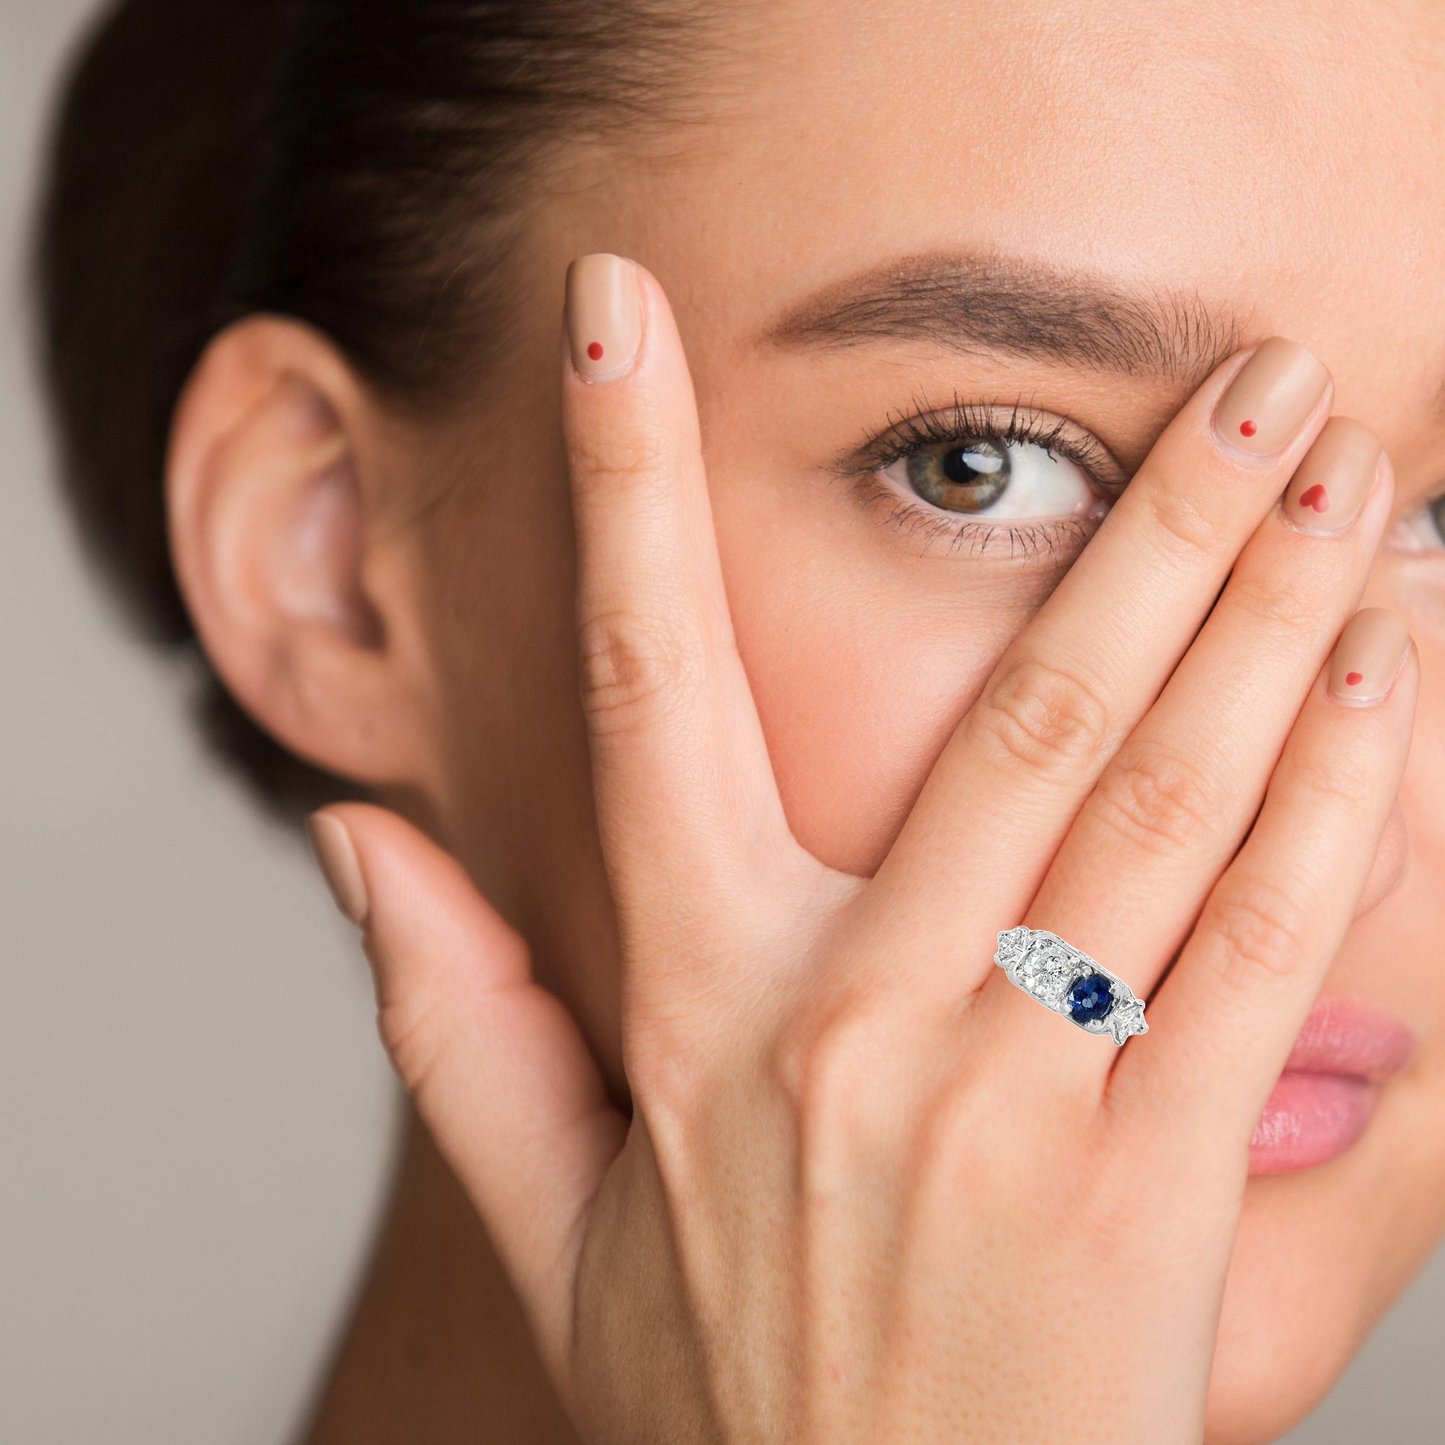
[847,475,1104,562]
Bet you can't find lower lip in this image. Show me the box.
[1249,1072,1379,1174]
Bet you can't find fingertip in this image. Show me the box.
[1210,336,1332,461]
[318,802,534,992]
[306,806,369,928]
[565,252,644,384]
[1326,607,1413,707]
[306,800,420,927]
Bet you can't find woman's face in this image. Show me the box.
[385,2,1445,1438]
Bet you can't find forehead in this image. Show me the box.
[578,0,1445,434]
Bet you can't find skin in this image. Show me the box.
[159,1,1445,1440]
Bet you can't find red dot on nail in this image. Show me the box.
[586,341,604,361]
[1346,671,1364,686]
[1239,419,1258,437]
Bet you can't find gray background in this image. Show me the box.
[0,3,1439,1442]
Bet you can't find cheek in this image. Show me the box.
[727,553,1022,877]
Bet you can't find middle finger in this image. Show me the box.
[852,338,1333,994]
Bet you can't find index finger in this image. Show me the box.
[560,254,806,1020]
[858,338,1333,990]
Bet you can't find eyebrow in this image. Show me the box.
[758,252,1252,387]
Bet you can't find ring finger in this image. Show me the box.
[1109,608,1417,1169]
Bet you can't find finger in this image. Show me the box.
[561,254,800,995]
[1108,609,1417,1164]
[857,337,1333,993]
[988,420,1390,1079]
[306,803,627,1381]
[1358,798,1408,918]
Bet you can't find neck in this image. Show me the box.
[301,1108,581,1445]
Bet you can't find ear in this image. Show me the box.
[167,316,431,788]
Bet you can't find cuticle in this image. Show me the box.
[1278,512,1354,540]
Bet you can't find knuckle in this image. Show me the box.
[766,995,907,1165]
[1089,742,1222,855]
[1144,480,1225,558]
[768,1001,868,1119]
[577,607,698,734]
[968,655,1111,774]
[376,993,449,1100]
[622,957,748,1123]
[1280,737,1377,811]
[567,431,670,500]
[624,1024,710,1136]
[910,1069,1005,1182]
[1223,572,1321,636]
[1202,875,1313,988]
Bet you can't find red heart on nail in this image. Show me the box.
[1346,671,1364,686]
[1298,484,1329,513]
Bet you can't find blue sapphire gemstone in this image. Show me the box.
[1066,973,1115,1023]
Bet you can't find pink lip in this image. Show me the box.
[1249,995,1418,1175]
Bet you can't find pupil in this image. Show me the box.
[942,438,1008,487]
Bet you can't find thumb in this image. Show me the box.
[306,802,626,1378]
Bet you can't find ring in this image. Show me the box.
[994,926,1149,1045]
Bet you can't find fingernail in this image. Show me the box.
[1280,417,1383,536]
[565,253,642,383]
[1329,608,1410,707]
[306,811,369,927]
[1213,337,1331,457]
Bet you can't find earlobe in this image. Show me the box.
[167,317,422,787]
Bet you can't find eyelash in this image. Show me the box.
[825,392,1123,560]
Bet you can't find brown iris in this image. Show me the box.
[905,437,1010,513]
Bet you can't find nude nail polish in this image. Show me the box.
[565,253,643,382]
[306,812,370,926]
[1329,608,1410,707]
[1213,337,1330,457]
[1280,417,1383,536]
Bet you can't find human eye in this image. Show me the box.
[826,393,1127,560]
[1386,488,1445,554]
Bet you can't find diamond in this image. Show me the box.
[994,926,1031,969]
[1106,996,1148,1044]
[1018,940,1078,1003]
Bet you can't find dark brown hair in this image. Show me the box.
[33,0,714,819]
